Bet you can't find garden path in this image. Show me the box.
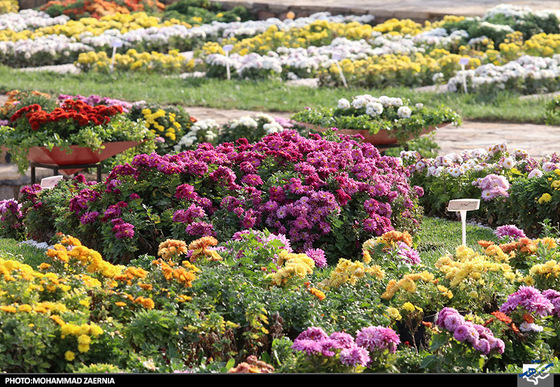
[1,93,559,158]
[183,105,560,158]
[216,0,560,20]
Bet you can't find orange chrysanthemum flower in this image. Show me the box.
[491,311,513,324]
[477,240,494,248]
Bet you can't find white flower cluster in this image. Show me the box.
[228,113,283,133]
[0,9,69,32]
[229,115,258,129]
[413,28,469,50]
[0,34,93,67]
[406,142,534,180]
[482,3,560,21]
[206,51,283,79]
[174,118,220,152]
[447,54,560,92]
[337,94,406,118]
[237,52,283,78]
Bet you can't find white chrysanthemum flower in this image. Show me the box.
[337,98,351,109]
[397,106,412,119]
[365,102,383,117]
[501,157,515,169]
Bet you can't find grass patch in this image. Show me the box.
[415,216,498,266]
[1,66,553,123]
[0,217,499,270]
[0,238,51,268]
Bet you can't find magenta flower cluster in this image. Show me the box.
[499,286,556,318]
[291,325,400,368]
[5,131,421,261]
[0,199,23,237]
[59,130,420,260]
[436,307,505,355]
[494,224,526,240]
[543,289,560,318]
[396,241,421,264]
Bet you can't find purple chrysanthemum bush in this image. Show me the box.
[290,326,401,372]
[10,130,423,263]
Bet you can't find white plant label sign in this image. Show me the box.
[223,45,233,80]
[447,199,480,246]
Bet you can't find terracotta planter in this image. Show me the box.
[27,141,140,175]
[299,122,450,148]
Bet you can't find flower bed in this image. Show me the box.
[2,3,560,94]
[3,130,423,263]
[402,142,560,236]
[1,218,559,373]
[2,2,560,375]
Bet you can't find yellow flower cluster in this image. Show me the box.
[435,245,519,288]
[269,250,315,286]
[319,257,384,290]
[60,321,103,353]
[76,48,194,74]
[188,236,222,262]
[322,48,482,87]
[0,246,108,360]
[1,255,75,296]
[534,169,560,204]
[538,193,552,204]
[141,108,181,141]
[386,306,402,321]
[0,12,186,42]
[525,258,560,288]
[46,235,124,280]
[381,270,443,300]
[0,0,18,14]
[372,18,425,36]
[514,33,560,58]
[0,257,36,282]
[529,260,560,279]
[364,230,414,251]
[0,300,68,314]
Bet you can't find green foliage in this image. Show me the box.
[163,0,253,25]
[544,96,560,126]
[292,96,461,146]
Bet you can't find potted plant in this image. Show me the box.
[0,95,154,175]
[292,94,461,148]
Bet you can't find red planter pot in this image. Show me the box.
[27,141,140,175]
[299,122,449,149]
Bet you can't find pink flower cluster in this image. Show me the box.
[291,325,400,368]
[436,307,505,355]
[473,174,510,201]
[11,131,420,261]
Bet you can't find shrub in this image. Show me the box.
[10,131,423,264]
[403,142,560,235]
